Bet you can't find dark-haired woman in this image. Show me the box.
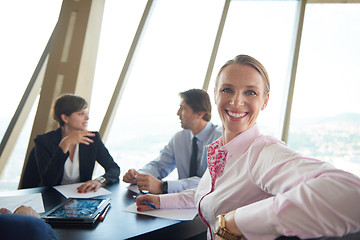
[33,94,120,193]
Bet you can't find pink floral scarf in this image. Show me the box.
[197,137,229,240]
[206,137,228,189]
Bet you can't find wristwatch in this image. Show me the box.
[214,214,243,240]
[95,176,106,186]
[161,181,168,194]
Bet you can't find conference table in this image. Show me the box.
[0,182,206,240]
[2,183,359,240]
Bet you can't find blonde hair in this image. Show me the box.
[215,54,270,95]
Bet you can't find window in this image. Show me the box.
[0,0,61,190]
[288,3,360,177]
[0,1,61,139]
[1,1,360,191]
[208,0,299,138]
[88,0,148,130]
[102,0,224,177]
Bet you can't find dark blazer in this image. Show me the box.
[0,214,57,240]
[33,128,120,187]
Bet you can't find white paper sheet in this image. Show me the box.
[0,193,45,213]
[127,184,140,194]
[123,202,197,221]
[53,183,112,199]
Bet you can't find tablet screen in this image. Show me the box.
[48,198,106,218]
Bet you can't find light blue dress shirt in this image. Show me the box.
[139,122,222,193]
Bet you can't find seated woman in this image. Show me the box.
[136,55,360,240]
[33,93,120,193]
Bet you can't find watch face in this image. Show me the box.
[214,215,221,233]
[97,177,106,184]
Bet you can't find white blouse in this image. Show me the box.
[61,144,81,185]
[159,124,360,240]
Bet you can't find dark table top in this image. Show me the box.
[0,182,206,240]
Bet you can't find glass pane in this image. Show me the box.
[0,1,61,191]
[89,0,148,130]
[0,0,61,139]
[0,98,39,191]
[288,4,360,177]
[104,0,225,177]
[208,0,299,138]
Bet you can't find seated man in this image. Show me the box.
[123,89,222,193]
[0,205,57,240]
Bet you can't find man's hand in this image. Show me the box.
[122,169,139,184]
[0,208,12,214]
[13,205,40,218]
[136,174,163,194]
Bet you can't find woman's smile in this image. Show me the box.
[226,110,248,120]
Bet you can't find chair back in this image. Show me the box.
[19,148,41,189]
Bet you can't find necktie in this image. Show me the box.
[189,137,198,177]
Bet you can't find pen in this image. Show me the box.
[99,204,111,222]
[132,195,157,209]
[144,201,157,210]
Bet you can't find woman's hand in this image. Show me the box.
[136,194,160,212]
[77,180,101,193]
[59,130,95,153]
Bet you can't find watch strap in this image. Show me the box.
[161,181,168,194]
[216,214,243,240]
[95,176,106,186]
[217,227,243,240]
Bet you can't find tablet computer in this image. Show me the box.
[42,198,111,227]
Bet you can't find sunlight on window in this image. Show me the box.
[100,0,224,177]
[0,0,61,191]
[289,3,360,177]
[1,1,360,191]
[208,0,299,138]
[0,0,61,140]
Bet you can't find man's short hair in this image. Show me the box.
[179,89,211,122]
